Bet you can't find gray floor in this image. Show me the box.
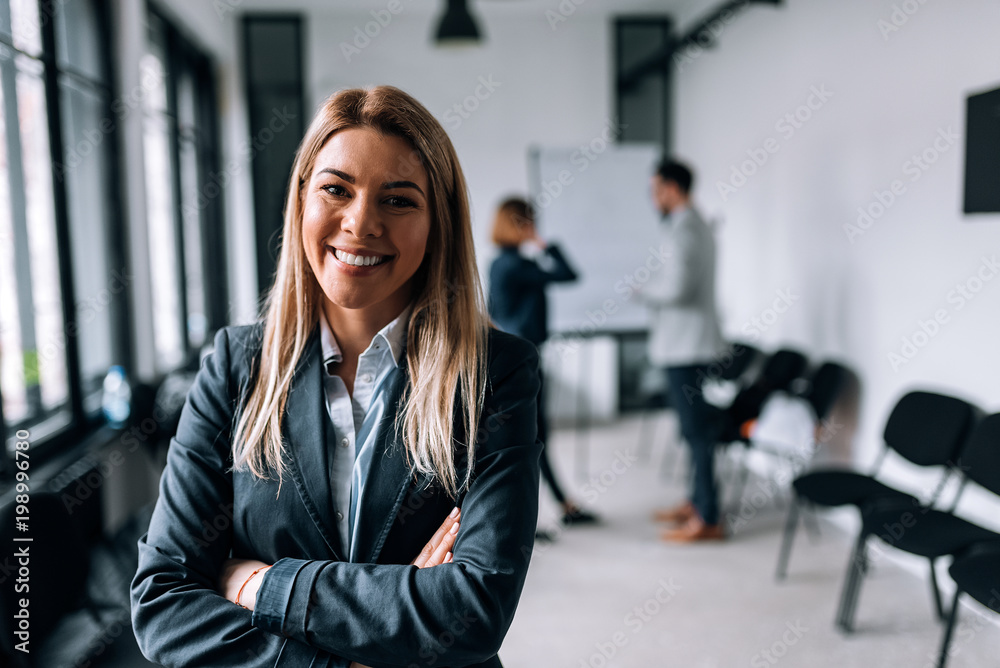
[500,413,1000,667]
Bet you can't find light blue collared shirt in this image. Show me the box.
[319,306,410,560]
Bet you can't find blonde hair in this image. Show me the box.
[490,197,535,248]
[232,86,488,498]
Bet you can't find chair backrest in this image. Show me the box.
[956,412,1000,496]
[948,542,1000,614]
[883,391,977,467]
[803,361,848,421]
[717,343,761,382]
[723,348,808,432]
[760,348,808,392]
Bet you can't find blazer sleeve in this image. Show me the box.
[639,223,699,306]
[537,243,579,283]
[130,327,328,668]
[250,335,542,668]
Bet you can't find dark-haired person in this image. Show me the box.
[488,198,597,528]
[131,86,542,667]
[640,159,727,542]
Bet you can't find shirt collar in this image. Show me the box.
[319,305,412,376]
[664,204,689,223]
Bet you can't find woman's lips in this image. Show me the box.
[326,247,394,275]
[332,248,391,267]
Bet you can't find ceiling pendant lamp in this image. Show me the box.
[434,0,483,46]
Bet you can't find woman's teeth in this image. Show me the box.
[334,249,387,267]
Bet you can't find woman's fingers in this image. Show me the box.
[426,520,459,567]
[410,506,460,568]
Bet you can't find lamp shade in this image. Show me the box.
[435,0,482,45]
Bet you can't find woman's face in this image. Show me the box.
[302,127,432,325]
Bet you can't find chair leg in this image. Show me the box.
[775,496,800,581]
[929,558,948,622]
[836,532,869,633]
[936,589,962,668]
[728,456,751,518]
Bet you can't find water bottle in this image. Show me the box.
[102,365,132,429]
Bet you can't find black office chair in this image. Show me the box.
[644,343,762,475]
[801,361,848,426]
[716,343,762,382]
[838,412,1000,632]
[716,347,808,445]
[936,542,1000,667]
[775,390,978,583]
[728,361,850,512]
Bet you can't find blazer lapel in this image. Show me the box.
[353,366,414,564]
[281,326,344,560]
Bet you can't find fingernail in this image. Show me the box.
[445,552,453,562]
[450,522,460,535]
[449,507,460,518]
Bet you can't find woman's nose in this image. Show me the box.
[341,194,383,237]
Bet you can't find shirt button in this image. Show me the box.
[340,437,349,448]
[361,373,373,383]
[336,511,344,521]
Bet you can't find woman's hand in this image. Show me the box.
[221,509,458,668]
[410,506,460,568]
[347,508,460,668]
[219,558,271,612]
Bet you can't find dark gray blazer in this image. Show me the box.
[130,322,541,668]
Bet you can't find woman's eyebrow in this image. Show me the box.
[316,168,423,196]
[318,167,354,183]
[382,180,425,196]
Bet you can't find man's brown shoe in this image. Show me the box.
[660,517,725,543]
[652,501,696,525]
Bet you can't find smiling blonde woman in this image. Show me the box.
[131,86,542,668]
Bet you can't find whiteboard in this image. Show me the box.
[529,143,662,335]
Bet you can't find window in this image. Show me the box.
[0,0,122,455]
[0,1,227,468]
[141,7,227,372]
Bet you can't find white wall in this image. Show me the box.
[672,0,1000,529]
[306,8,613,276]
[234,1,1000,523]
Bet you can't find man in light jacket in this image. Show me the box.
[639,158,727,542]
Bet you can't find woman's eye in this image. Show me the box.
[385,195,417,208]
[322,184,349,197]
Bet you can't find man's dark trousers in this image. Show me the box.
[666,364,719,525]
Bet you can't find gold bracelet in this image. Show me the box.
[236,566,267,609]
